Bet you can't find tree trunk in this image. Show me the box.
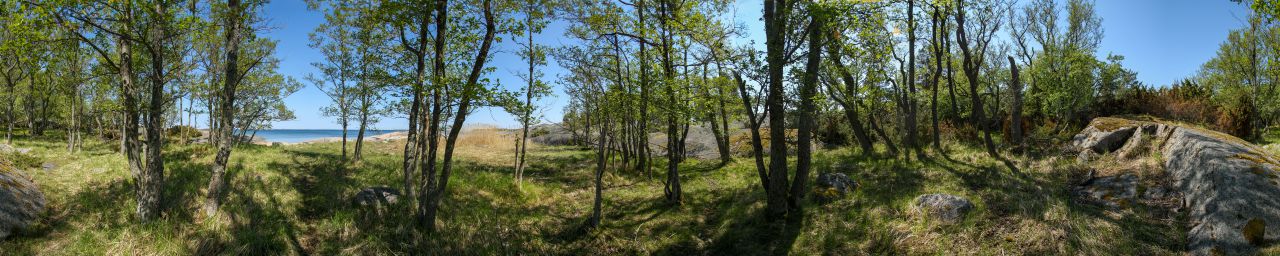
[588,84,609,229]
[636,0,652,180]
[205,0,242,216]
[763,0,790,219]
[904,0,922,159]
[401,16,428,201]
[792,8,823,210]
[954,0,999,158]
[1008,56,1023,153]
[354,110,367,162]
[659,0,682,204]
[827,46,874,155]
[867,101,898,156]
[5,79,14,144]
[702,64,731,164]
[515,16,537,187]
[930,6,944,151]
[945,31,959,125]
[716,81,732,163]
[422,0,494,233]
[735,74,769,192]
[139,3,170,222]
[341,121,348,161]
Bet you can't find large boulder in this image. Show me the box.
[913,193,973,224]
[1162,126,1280,255]
[1072,117,1280,255]
[0,161,46,240]
[528,124,576,146]
[1070,117,1139,154]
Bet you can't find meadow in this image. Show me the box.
[0,127,1228,255]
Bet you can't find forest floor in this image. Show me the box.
[7,127,1278,255]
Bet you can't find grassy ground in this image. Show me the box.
[1,129,1191,255]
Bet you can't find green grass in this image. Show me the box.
[0,131,1188,255]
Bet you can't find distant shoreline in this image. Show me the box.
[215,130,409,144]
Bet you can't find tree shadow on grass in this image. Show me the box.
[194,171,308,255]
[268,149,354,221]
[703,201,805,256]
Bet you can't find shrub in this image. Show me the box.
[167,125,202,141]
[1216,92,1256,139]
[728,128,799,156]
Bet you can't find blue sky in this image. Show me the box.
[254,0,1251,130]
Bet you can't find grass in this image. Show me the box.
[0,128,1189,255]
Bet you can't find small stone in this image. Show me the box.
[351,187,400,208]
[40,163,55,171]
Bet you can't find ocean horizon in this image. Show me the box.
[245,129,405,143]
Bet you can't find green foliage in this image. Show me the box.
[166,125,202,140]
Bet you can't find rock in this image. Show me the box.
[1162,127,1280,255]
[1076,150,1099,165]
[1070,117,1138,154]
[529,124,576,146]
[0,144,27,154]
[812,172,857,202]
[352,187,400,217]
[913,193,973,224]
[1142,186,1170,201]
[0,162,46,240]
[40,162,55,171]
[1074,173,1138,208]
[1070,117,1280,255]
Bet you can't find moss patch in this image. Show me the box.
[1245,218,1267,246]
[1090,117,1142,132]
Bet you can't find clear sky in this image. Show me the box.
[253,0,1252,130]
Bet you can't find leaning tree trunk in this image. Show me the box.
[828,42,875,155]
[954,0,999,158]
[354,109,367,162]
[735,73,769,192]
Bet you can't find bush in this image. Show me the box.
[1216,92,1255,139]
[167,125,202,141]
[728,128,798,157]
[2,152,42,170]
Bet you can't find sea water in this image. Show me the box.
[248,129,403,143]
